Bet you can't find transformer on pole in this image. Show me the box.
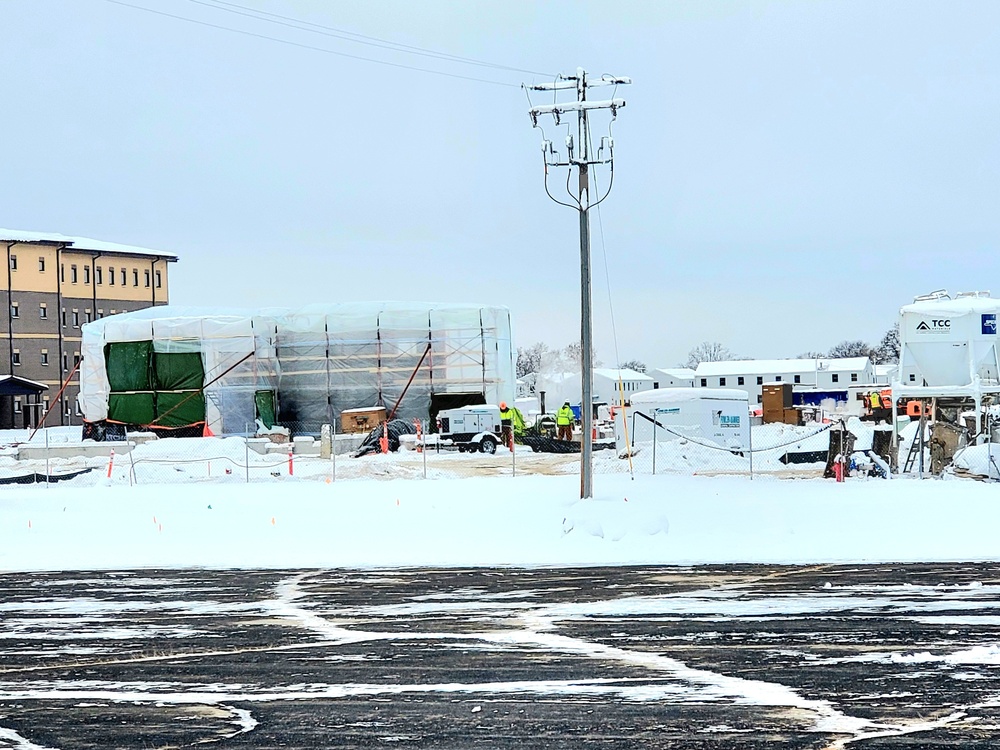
[524,68,630,499]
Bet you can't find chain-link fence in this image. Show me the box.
[0,417,889,487]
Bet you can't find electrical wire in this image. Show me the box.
[189,0,554,77]
[103,0,521,87]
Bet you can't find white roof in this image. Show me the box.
[0,229,177,260]
[821,357,872,372]
[696,357,870,377]
[593,367,653,381]
[653,368,696,380]
[630,387,749,405]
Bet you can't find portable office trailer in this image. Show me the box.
[620,388,750,452]
[79,303,515,436]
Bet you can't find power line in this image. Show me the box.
[103,0,521,87]
[189,0,553,77]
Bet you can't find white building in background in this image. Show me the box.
[694,357,875,404]
[537,367,655,409]
[649,367,696,388]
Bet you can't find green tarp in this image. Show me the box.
[105,342,207,427]
[255,390,276,429]
[154,352,204,391]
[106,341,152,392]
[108,392,156,425]
[155,391,206,428]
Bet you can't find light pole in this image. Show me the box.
[525,68,629,499]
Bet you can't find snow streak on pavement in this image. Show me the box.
[2,566,1000,748]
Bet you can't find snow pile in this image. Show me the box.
[952,444,1000,479]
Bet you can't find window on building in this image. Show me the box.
[144,269,151,287]
[832,373,839,383]
[700,378,707,387]
[719,377,726,386]
[12,350,20,366]
[10,302,18,318]
[851,373,858,382]
[108,266,115,285]
[909,373,916,382]
[70,265,78,284]
[38,257,45,272]
[13,398,20,413]
[756,376,763,385]
[737,376,745,385]
[85,309,92,323]
[757,394,763,404]
[73,353,81,367]
[39,304,46,319]
[775,376,782,382]
[43,397,49,413]
[794,375,801,384]
[155,270,162,288]
[72,310,79,328]
[61,309,66,327]
[132,268,139,286]
[60,264,65,283]
[84,265,90,284]
[64,399,72,417]
[62,353,68,372]
[120,268,126,286]
[97,309,104,319]
[110,309,117,315]
[96,267,103,285]
[75,401,82,416]
[40,351,48,366]
[9,255,16,271]
[653,382,659,389]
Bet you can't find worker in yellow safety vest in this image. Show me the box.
[499,401,514,449]
[556,401,575,441]
[869,391,881,411]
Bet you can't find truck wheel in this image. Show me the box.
[479,436,497,455]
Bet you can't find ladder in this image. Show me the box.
[903,418,926,473]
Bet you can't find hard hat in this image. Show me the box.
[564,400,570,405]
[499,401,507,410]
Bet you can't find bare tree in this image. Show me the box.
[516,342,549,379]
[684,342,736,369]
[619,359,647,373]
[828,340,875,360]
[563,341,601,368]
[797,351,827,359]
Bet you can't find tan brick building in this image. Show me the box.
[0,230,177,429]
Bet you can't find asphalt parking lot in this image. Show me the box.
[2,563,1000,749]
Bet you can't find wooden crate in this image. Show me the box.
[783,408,802,426]
[340,406,386,434]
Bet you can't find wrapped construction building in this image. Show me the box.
[79,303,515,436]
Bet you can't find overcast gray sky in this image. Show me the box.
[2,0,998,368]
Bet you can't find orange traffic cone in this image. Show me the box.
[203,421,214,437]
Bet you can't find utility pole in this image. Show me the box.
[525,68,629,499]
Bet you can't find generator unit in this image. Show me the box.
[437,405,502,454]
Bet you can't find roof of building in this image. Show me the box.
[652,367,696,380]
[593,367,653,381]
[0,229,178,260]
[696,357,871,377]
[0,374,47,395]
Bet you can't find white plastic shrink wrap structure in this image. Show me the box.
[80,303,515,435]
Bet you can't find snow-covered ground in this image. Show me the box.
[1,470,999,572]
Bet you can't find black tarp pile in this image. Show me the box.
[0,467,95,485]
[353,419,417,457]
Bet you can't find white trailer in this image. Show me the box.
[620,388,750,452]
[437,405,503,454]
